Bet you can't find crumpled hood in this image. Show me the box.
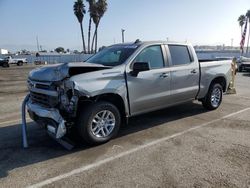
[28,62,110,82]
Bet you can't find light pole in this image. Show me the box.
[121,29,125,43]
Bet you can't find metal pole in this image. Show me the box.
[21,94,30,148]
[36,36,40,52]
[121,29,125,43]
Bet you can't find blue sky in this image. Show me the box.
[0,0,249,52]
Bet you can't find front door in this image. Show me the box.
[126,45,171,115]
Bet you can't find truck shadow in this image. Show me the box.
[0,101,207,178]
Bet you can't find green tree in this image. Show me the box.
[74,0,86,53]
[238,15,246,35]
[91,0,107,53]
[87,0,95,53]
[55,47,65,53]
[246,10,250,54]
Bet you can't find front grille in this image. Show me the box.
[35,84,50,90]
[30,91,59,108]
[28,80,57,91]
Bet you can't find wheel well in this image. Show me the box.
[95,93,126,118]
[210,76,227,92]
[78,93,126,121]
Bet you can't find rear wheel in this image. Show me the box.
[202,83,223,110]
[77,101,121,145]
[17,61,23,66]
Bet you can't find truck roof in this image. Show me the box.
[112,40,190,47]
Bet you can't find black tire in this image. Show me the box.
[77,101,121,145]
[2,62,9,68]
[17,61,23,66]
[202,83,223,110]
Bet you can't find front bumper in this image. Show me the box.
[27,99,66,139]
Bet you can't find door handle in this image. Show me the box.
[191,69,197,74]
[160,73,169,78]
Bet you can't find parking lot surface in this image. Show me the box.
[0,65,250,188]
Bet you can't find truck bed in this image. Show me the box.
[197,60,232,99]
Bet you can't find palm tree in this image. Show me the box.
[87,0,95,53]
[73,0,86,53]
[91,0,107,53]
[246,10,250,54]
[90,4,98,53]
[238,15,246,35]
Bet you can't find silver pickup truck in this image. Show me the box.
[26,41,231,145]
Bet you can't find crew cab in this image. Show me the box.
[5,56,27,66]
[26,41,231,145]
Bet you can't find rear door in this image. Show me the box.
[126,45,171,115]
[166,45,199,103]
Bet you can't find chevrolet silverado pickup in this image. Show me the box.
[26,41,231,145]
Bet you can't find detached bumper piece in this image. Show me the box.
[21,95,74,150]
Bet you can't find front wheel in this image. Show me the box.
[77,101,121,145]
[202,83,223,110]
[2,62,9,68]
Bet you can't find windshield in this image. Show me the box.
[87,45,138,66]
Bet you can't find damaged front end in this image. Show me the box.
[26,79,81,139]
[23,62,110,149]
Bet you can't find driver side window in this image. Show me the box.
[134,45,164,69]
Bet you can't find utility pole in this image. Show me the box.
[121,29,125,43]
[36,36,40,52]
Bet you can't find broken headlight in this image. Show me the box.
[59,80,78,116]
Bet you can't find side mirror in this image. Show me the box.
[130,62,150,77]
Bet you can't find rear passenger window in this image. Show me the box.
[168,45,191,66]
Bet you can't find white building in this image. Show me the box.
[0,49,8,55]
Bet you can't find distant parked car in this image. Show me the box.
[0,58,9,67]
[237,56,250,72]
[4,56,27,66]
